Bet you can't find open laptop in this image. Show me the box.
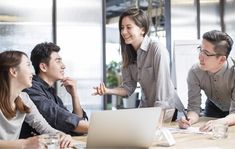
[80,107,161,148]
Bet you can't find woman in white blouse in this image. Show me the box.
[0,50,72,149]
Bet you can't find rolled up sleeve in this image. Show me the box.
[120,66,137,97]
[25,87,82,133]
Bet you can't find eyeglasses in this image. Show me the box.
[197,46,223,57]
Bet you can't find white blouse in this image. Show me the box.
[0,92,58,140]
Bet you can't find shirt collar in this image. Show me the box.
[208,60,228,77]
[216,60,228,76]
[139,35,150,52]
[33,75,51,90]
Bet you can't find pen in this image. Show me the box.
[173,91,190,121]
[182,110,189,121]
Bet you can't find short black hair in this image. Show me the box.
[203,30,233,58]
[31,42,60,74]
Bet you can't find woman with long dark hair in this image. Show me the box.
[0,50,71,148]
[93,7,176,108]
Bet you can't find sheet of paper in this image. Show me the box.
[71,141,86,149]
[167,127,211,135]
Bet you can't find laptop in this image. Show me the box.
[83,107,161,148]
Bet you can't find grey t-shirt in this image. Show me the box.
[187,58,235,115]
[0,92,58,140]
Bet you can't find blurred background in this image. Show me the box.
[0,0,235,117]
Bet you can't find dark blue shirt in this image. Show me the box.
[21,75,87,136]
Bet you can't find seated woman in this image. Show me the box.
[0,50,72,149]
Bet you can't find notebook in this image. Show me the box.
[84,107,162,148]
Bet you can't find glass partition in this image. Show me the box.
[200,0,220,35]
[171,0,197,41]
[0,0,52,55]
[57,0,103,114]
[225,0,235,40]
[0,0,104,116]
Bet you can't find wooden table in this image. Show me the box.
[72,117,235,149]
[151,117,235,149]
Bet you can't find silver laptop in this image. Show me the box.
[85,107,161,148]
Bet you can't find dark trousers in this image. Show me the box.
[204,99,229,118]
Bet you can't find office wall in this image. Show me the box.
[173,40,207,108]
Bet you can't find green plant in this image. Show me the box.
[106,61,121,88]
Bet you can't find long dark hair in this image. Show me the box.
[119,7,150,68]
[0,50,30,119]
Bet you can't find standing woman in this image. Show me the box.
[93,7,176,107]
[0,50,71,148]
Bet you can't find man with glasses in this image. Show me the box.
[178,30,235,131]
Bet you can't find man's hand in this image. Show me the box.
[178,116,193,129]
[199,119,227,132]
[61,77,77,97]
[199,120,214,132]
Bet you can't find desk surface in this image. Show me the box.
[72,117,235,149]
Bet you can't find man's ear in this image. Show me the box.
[141,27,145,36]
[39,63,48,72]
[220,56,226,64]
[9,67,17,77]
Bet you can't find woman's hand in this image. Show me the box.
[22,136,42,149]
[92,82,107,96]
[59,133,72,148]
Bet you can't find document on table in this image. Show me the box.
[71,141,86,149]
[167,127,211,135]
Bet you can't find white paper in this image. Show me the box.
[167,127,211,135]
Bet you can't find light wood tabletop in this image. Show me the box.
[72,117,235,149]
[151,117,235,149]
